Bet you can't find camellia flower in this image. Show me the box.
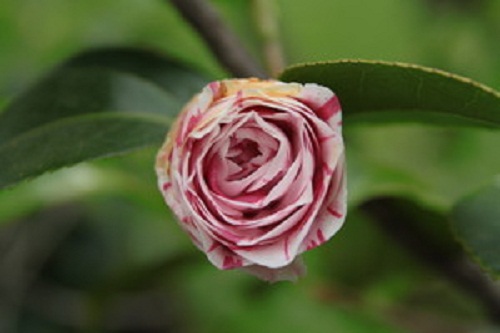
[156,78,346,282]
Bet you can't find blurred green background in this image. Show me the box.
[0,0,499,332]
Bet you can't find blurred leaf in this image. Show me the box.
[0,113,168,189]
[344,124,500,210]
[0,67,177,141]
[280,60,500,127]
[0,47,208,141]
[40,197,191,291]
[0,48,209,189]
[451,184,500,277]
[64,47,209,102]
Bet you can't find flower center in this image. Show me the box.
[227,137,262,179]
[228,138,261,165]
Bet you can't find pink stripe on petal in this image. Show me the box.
[222,256,243,269]
[297,83,334,110]
[284,237,290,261]
[187,231,202,248]
[317,229,326,244]
[316,96,341,122]
[235,90,244,108]
[181,217,194,227]
[186,111,204,134]
[318,134,336,143]
[208,242,220,253]
[322,163,334,175]
[327,206,343,219]
[306,240,318,251]
[209,81,219,94]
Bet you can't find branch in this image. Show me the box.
[252,0,286,77]
[361,197,500,324]
[168,0,267,78]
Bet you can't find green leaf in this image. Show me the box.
[0,48,209,189]
[0,114,168,189]
[0,48,208,141]
[451,184,500,277]
[280,60,500,128]
[0,68,179,142]
[63,47,209,102]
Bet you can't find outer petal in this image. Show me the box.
[297,83,342,128]
[241,257,306,282]
[299,153,347,253]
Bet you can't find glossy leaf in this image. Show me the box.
[451,184,500,277]
[280,60,500,128]
[0,48,208,189]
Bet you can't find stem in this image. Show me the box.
[252,0,286,77]
[168,0,267,78]
[361,197,500,324]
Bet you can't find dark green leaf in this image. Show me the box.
[0,68,179,142]
[0,113,169,189]
[280,60,500,128]
[0,48,209,189]
[0,48,208,142]
[451,184,500,277]
[64,47,209,102]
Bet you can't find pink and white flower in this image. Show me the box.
[156,78,346,282]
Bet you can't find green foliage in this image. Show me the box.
[0,113,168,189]
[1,1,500,331]
[451,184,500,277]
[0,48,208,189]
[280,60,500,127]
